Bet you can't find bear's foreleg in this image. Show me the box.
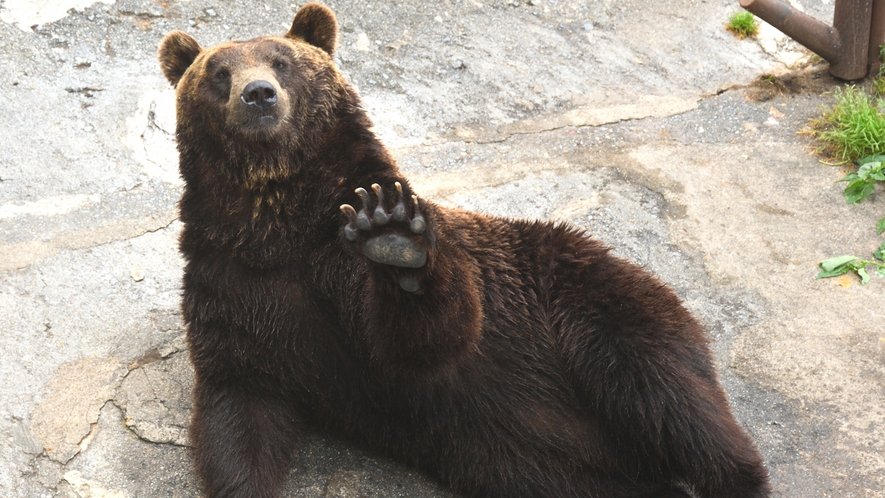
[339,182,483,379]
[190,374,302,498]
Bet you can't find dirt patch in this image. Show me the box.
[744,65,839,102]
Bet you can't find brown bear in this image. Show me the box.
[157,4,771,497]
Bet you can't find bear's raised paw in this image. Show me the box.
[340,183,428,276]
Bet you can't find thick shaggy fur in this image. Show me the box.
[158,4,771,497]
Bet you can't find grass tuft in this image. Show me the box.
[812,86,885,163]
[870,76,885,97]
[727,11,760,39]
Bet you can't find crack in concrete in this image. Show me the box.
[397,72,824,156]
[113,340,192,448]
[76,422,100,454]
[29,358,128,464]
[0,211,179,271]
[24,346,185,485]
[116,9,165,18]
[108,398,190,449]
[140,216,178,235]
[466,110,686,145]
[64,86,104,97]
[66,214,179,251]
[391,97,704,152]
[141,100,173,174]
[32,354,192,467]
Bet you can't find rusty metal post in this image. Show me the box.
[740,0,873,80]
[832,0,874,78]
[869,0,885,75]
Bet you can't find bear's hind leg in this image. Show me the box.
[553,256,770,498]
[567,330,771,498]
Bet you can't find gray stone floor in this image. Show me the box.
[1,0,883,496]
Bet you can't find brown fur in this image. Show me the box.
[159,3,771,497]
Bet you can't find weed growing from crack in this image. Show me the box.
[726,11,759,39]
[812,86,885,163]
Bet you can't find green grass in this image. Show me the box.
[814,86,885,163]
[870,76,885,97]
[727,11,759,38]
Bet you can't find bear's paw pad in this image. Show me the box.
[362,234,427,268]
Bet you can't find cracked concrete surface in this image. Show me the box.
[116,337,191,447]
[30,357,127,464]
[1,0,883,496]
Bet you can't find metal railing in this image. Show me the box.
[740,0,885,80]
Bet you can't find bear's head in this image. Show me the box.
[157,3,349,186]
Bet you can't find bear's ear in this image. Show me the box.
[157,31,203,87]
[286,3,338,56]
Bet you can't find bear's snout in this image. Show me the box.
[225,69,290,137]
[241,80,278,109]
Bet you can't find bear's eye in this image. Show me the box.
[273,61,287,70]
[214,69,230,81]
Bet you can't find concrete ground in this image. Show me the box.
[1,0,883,496]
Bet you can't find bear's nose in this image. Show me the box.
[240,80,278,109]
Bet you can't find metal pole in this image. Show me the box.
[869,0,885,75]
[740,0,873,80]
[832,0,873,79]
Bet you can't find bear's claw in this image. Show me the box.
[371,184,390,225]
[392,182,408,223]
[340,204,359,241]
[409,194,426,234]
[340,182,429,281]
[354,187,373,230]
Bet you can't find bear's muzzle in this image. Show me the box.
[228,70,290,136]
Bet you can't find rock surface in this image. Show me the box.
[1,0,883,497]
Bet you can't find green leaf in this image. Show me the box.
[878,267,885,278]
[836,172,860,183]
[817,266,853,279]
[858,154,885,164]
[817,255,863,279]
[874,240,885,261]
[844,179,876,203]
[817,255,860,278]
[857,162,877,179]
[820,255,860,272]
[877,216,885,235]
[858,267,871,284]
[871,171,885,181]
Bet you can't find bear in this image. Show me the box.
[157,4,771,498]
